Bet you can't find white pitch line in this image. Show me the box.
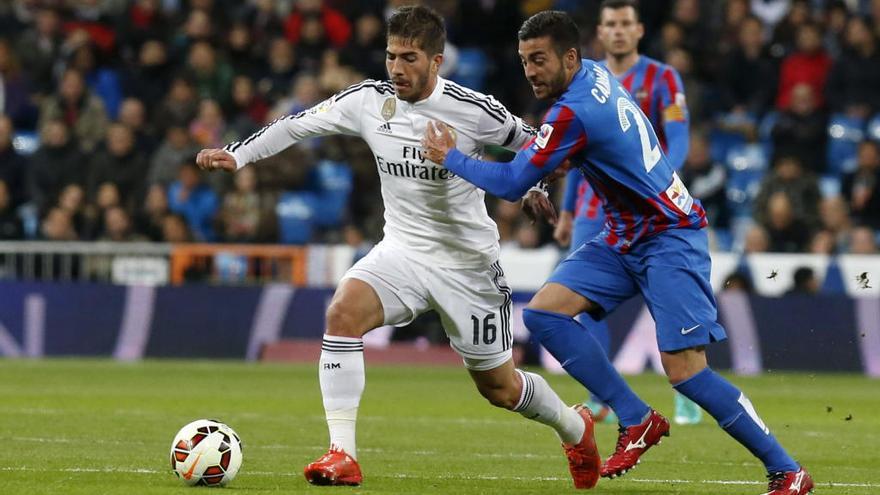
[0,466,876,489]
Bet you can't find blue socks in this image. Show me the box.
[523,308,650,426]
[578,313,611,406]
[674,367,799,473]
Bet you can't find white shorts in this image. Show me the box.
[342,241,513,371]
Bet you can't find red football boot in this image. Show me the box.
[601,409,670,478]
[762,467,814,495]
[303,447,363,486]
[562,405,602,489]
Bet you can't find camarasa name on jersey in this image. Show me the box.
[377,145,456,181]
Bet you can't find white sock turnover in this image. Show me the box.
[514,369,585,445]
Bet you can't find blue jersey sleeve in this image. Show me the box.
[443,104,587,202]
[657,67,689,170]
[561,168,581,214]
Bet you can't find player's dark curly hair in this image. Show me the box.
[387,5,446,55]
[517,10,581,58]
[599,0,641,22]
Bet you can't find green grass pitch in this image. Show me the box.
[0,359,877,494]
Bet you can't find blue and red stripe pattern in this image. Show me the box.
[442,59,704,253]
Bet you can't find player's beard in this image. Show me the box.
[544,68,568,100]
[396,71,430,103]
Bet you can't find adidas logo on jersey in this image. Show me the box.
[376,122,393,134]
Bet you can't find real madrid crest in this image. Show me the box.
[381,97,396,121]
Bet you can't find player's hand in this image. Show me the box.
[553,211,574,247]
[422,121,456,164]
[195,149,237,172]
[522,189,558,226]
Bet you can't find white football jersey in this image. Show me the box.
[225,77,535,268]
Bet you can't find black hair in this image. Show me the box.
[387,5,446,55]
[599,0,640,22]
[517,10,581,58]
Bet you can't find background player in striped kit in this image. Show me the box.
[197,5,600,490]
[552,0,700,426]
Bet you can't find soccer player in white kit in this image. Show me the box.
[195,5,600,490]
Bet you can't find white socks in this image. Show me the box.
[319,335,365,459]
[514,369,585,445]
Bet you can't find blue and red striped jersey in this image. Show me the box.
[443,59,706,253]
[565,56,689,230]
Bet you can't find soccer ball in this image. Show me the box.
[170,419,243,487]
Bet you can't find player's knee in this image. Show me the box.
[325,302,366,338]
[522,308,559,340]
[478,384,520,410]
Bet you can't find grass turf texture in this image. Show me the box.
[0,359,877,494]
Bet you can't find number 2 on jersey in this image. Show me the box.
[617,97,661,173]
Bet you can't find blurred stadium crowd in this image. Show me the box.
[0,0,878,255]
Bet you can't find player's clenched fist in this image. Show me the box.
[196,149,237,172]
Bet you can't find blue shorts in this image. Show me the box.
[548,228,727,352]
[569,218,604,256]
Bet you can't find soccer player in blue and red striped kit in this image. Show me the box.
[554,0,702,426]
[423,10,813,495]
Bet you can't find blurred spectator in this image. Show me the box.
[226,22,261,79]
[186,41,233,107]
[340,13,386,80]
[135,184,169,241]
[118,97,156,153]
[715,0,751,58]
[0,115,28,208]
[28,119,85,211]
[819,196,852,251]
[236,0,285,55]
[680,131,729,229]
[776,22,832,110]
[719,15,779,116]
[259,37,298,103]
[809,229,836,254]
[118,0,170,58]
[285,0,352,49]
[189,98,230,148]
[294,13,332,72]
[665,47,705,121]
[822,0,851,57]
[228,75,269,137]
[754,155,821,228]
[826,16,880,119]
[771,83,827,174]
[39,68,108,152]
[170,9,214,62]
[744,224,770,253]
[770,0,811,53]
[98,206,146,242]
[152,75,198,135]
[219,167,268,242]
[723,270,754,292]
[841,141,880,229]
[849,225,878,254]
[343,223,373,264]
[56,183,96,239]
[788,266,819,294]
[0,179,23,240]
[68,42,123,119]
[87,123,148,202]
[40,207,78,241]
[750,0,791,30]
[148,124,198,186]
[161,212,192,243]
[16,7,63,96]
[762,191,812,252]
[123,39,172,111]
[271,73,322,120]
[0,38,37,129]
[167,161,219,241]
[513,221,541,249]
